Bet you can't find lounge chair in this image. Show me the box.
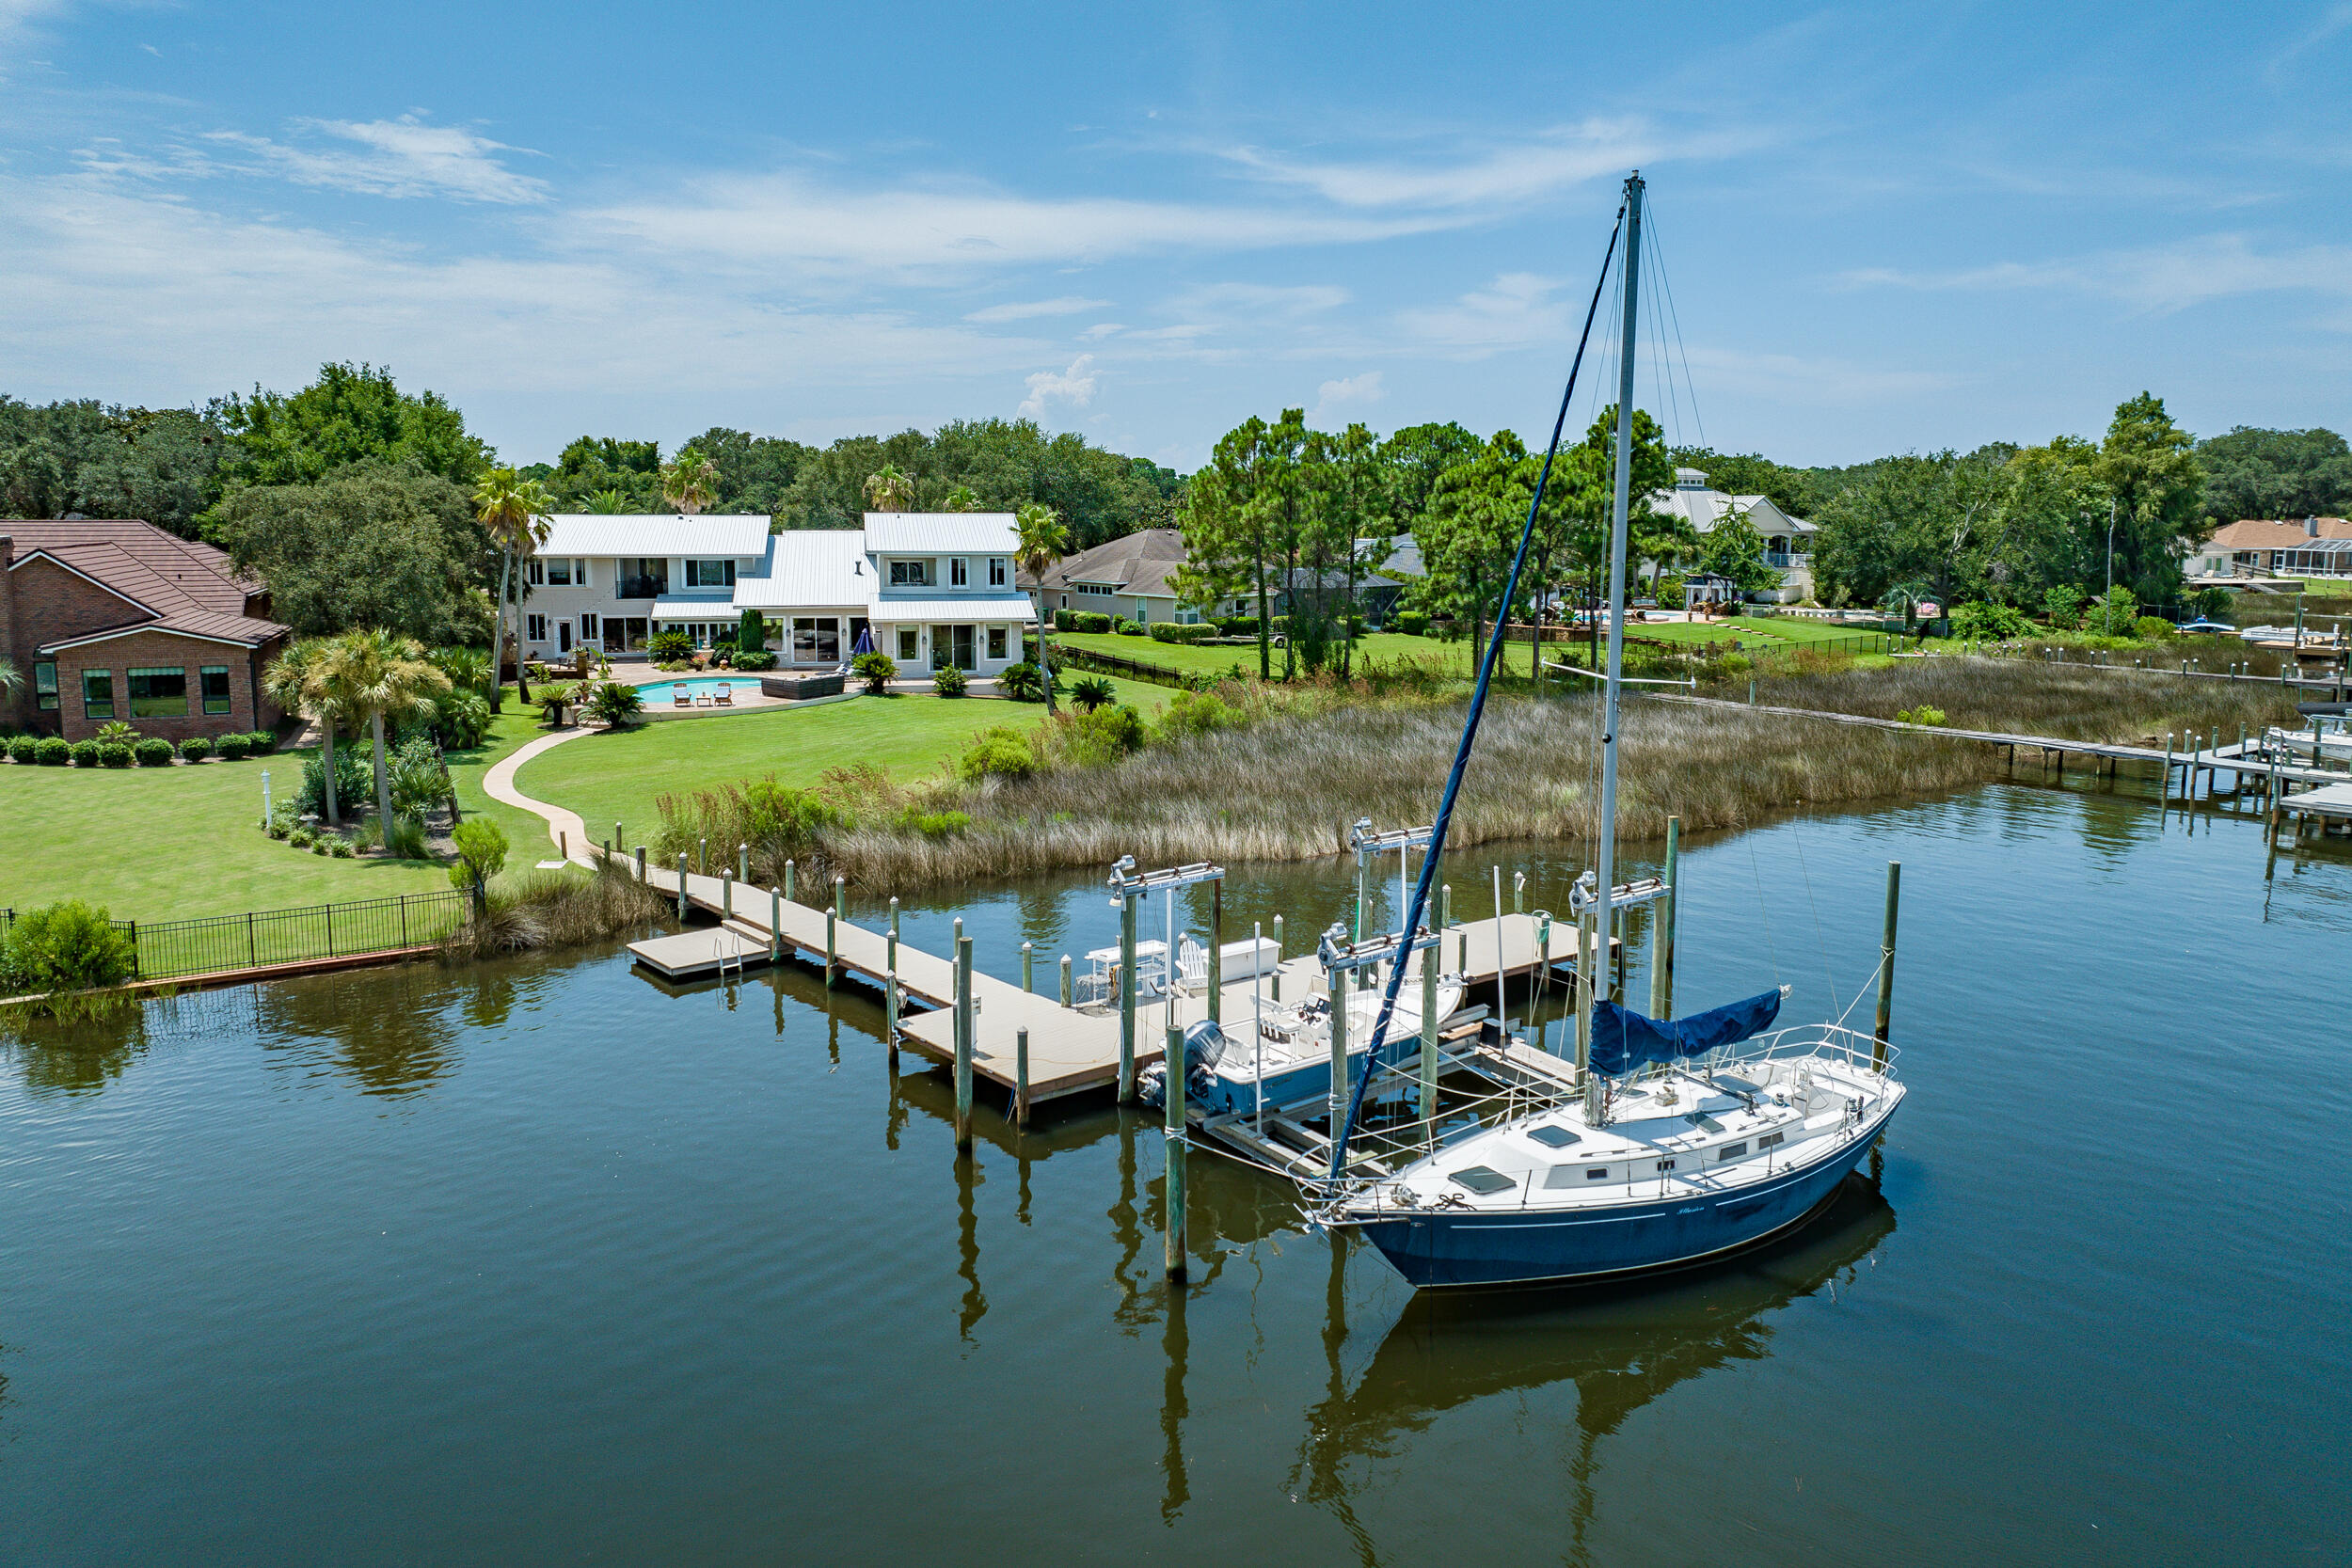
[674,689,691,707]
[715,685,735,706]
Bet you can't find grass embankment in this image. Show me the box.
[516,678,1173,855]
[816,657,2307,884]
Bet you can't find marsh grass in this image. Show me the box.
[819,656,2307,884]
[442,860,669,958]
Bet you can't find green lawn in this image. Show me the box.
[516,677,1173,854]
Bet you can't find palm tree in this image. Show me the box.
[941,483,981,513]
[0,659,21,699]
[586,487,630,514]
[863,465,916,513]
[474,467,553,703]
[1014,501,1069,713]
[262,638,348,826]
[328,629,453,831]
[660,449,720,515]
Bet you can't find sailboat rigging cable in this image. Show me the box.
[1322,193,1629,1184]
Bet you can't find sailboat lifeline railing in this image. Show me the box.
[1320,195,1630,1184]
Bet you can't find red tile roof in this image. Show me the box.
[2,517,288,651]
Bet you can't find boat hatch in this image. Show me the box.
[1527,1124,1581,1148]
[1447,1166,1516,1195]
[1686,1112,1725,1132]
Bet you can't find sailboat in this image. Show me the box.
[1305,172,1907,1288]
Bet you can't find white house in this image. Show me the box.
[1646,468,1818,605]
[514,512,1035,675]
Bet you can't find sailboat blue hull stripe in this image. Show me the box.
[1358,1110,1894,1288]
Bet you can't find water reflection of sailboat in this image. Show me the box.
[1295,1171,1896,1552]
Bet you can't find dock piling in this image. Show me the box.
[885,972,900,1067]
[785,859,795,904]
[698,836,707,876]
[739,843,749,884]
[770,887,781,961]
[1514,870,1526,914]
[1874,861,1901,1069]
[615,821,623,855]
[1118,893,1138,1101]
[1270,914,1283,1003]
[1060,953,1073,1007]
[1016,1026,1030,1129]
[675,853,687,920]
[722,867,732,920]
[1022,941,1033,992]
[825,902,837,988]
[1207,882,1222,1024]
[1650,816,1679,1020]
[887,897,898,974]
[635,846,645,883]
[954,935,974,1151]
[1165,1021,1187,1280]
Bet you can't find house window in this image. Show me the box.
[82,668,114,719]
[574,559,590,588]
[527,613,548,642]
[897,626,920,661]
[200,665,232,716]
[685,558,736,589]
[889,559,930,587]
[526,559,544,585]
[986,626,1007,660]
[791,617,842,664]
[545,558,572,587]
[580,613,601,643]
[130,668,189,720]
[618,559,667,598]
[989,557,1008,587]
[33,660,58,712]
[950,557,970,587]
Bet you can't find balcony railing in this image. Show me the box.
[1764,552,1809,571]
[614,576,667,600]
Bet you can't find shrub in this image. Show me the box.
[1059,703,1147,766]
[70,739,100,767]
[1218,615,1260,638]
[582,679,646,728]
[1076,611,1113,634]
[388,736,453,816]
[177,736,213,762]
[900,808,972,838]
[1950,601,2033,641]
[1149,622,1182,643]
[287,826,316,848]
[6,735,38,764]
[98,742,133,768]
[450,818,510,890]
[648,629,693,661]
[247,731,276,752]
[1054,608,1075,631]
[94,721,139,746]
[1720,653,1753,674]
[959,725,1038,782]
[433,685,493,748]
[997,660,1050,702]
[2133,616,2176,641]
[0,900,137,994]
[933,665,968,697]
[731,648,778,672]
[38,736,70,766]
[215,733,251,761]
[1159,689,1239,738]
[265,802,298,840]
[1395,610,1429,637]
[1114,619,1144,637]
[133,737,175,767]
[311,838,331,855]
[850,651,898,694]
[2042,584,2086,630]
[738,609,767,657]
[328,836,357,858]
[301,741,370,816]
[1895,705,1947,726]
[1068,674,1116,712]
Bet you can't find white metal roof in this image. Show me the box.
[863,513,1018,554]
[535,513,772,559]
[733,531,872,609]
[648,597,745,620]
[866,595,1039,621]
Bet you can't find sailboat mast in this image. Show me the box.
[1593,171,1644,1086]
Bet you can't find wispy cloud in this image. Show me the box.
[964,295,1112,324]
[1841,233,2352,313]
[1397,272,1576,356]
[1311,371,1384,420]
[203,115,550,204]
[579,175,1451,279]
[1222,118,1654,210]
[1017,354,1097,419]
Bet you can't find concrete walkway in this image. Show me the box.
[481,725,599,866]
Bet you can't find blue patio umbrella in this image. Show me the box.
[850,626,876,656]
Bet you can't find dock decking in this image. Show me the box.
[626,863,1605,1102]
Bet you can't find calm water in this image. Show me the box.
[3,781,2347,1565]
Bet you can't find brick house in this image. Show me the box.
[0,519,290,743]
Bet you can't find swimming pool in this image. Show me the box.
[634,678,753,706]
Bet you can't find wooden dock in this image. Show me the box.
[626,863,1602,1103]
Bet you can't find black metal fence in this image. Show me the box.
[4,889,471,984]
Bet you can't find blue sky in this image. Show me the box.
[3,1,2348,472]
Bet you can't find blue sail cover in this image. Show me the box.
[1590,990,1782,1077]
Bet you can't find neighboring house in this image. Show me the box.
[1645,467,1818,605]
[0,519,288,743]
[1025,526,1402,625]
[517,512,1034,674]
[2192,516,2352,582]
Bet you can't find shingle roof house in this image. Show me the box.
[0,518,290,742]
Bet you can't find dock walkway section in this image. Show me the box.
[626,861,1597,1103]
